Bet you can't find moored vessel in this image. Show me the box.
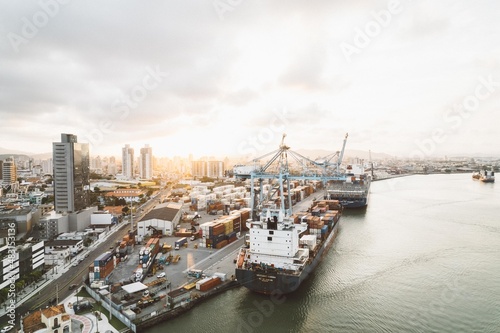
[326,164,371,208]
[235,199,342,294]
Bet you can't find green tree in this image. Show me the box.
[0,288,8,302]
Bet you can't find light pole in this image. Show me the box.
[108,285,112,320]
[94,311,100,333]
[129,196,134,232]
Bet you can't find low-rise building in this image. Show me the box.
[39,211,69,240]
[45,239,83,256]
[22,304,72,333]
[137,202,182,237]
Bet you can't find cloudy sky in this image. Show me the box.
[1,0,499,160]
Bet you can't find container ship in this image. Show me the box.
[326,164,371,208]
[235,199,342,294]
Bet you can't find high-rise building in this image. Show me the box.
[140,144,153,179]
[122,144,134,179]
[41,158,53,175]
[1,157,17,185]
[191,160,225,178]
[53,134,90,213]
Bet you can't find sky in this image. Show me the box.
[1,0,499,161]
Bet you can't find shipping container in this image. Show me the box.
[198,277,222,292]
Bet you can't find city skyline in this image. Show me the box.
[1,1,499,160]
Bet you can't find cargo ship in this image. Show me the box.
[326,164,371,208]
[479,169,495,183]
[235,199,342,294]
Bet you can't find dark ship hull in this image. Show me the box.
[235,220,339,295]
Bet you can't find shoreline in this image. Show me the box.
[134,280,239,332]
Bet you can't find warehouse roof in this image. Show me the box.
[122,282,148,294]
[142,202,182,222]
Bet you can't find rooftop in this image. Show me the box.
[142,202,182,222]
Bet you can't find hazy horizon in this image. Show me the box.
[1,1,499,160]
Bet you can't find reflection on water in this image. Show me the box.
[149,174,500,333]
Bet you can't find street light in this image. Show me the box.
[94,311,100,333]
[108,285,112,320]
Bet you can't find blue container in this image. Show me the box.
[321,225,328,234]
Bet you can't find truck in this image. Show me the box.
[174,237,187,250]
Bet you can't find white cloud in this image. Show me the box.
[1,0,499,158]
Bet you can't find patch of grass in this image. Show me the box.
[92,303,127,331]
[76,288,91,298]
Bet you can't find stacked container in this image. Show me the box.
[91,252,115,281]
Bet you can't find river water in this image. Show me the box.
[148,174,500,333]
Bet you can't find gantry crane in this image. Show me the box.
[234,133,349,219]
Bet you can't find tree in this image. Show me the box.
[122,206,130,215]
[116,198,127,206]
[0,288,8,302]
[42,196,54,204]
[83,238,93,247]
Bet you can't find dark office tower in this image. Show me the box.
[53,133,90,213]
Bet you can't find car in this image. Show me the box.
[1,325,14,333]
[78,258,84,262]
[157,272,166,278]
[72,262,78,267]
[84,253,89,258]
[69,284,78,290]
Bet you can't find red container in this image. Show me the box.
[199,277,221,292]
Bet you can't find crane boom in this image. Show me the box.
[336,133,348,172]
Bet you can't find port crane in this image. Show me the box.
[234,133,349,219]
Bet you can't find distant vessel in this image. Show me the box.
[479,169,495,183]
[472,172,481,180]
[235,199,342,295]
[326,164,371,208]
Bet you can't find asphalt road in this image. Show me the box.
[8,188,170,327]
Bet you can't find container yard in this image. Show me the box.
[84,175,327,332]
[83,204,245,330]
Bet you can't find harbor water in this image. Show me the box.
[148,174,500,333]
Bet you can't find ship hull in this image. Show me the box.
[329,196,368,208]
[236,221,339,294]
[327,180,370,208]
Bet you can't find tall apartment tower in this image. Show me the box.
[53,133,90,213]
[1,157,17,185]
[122,144,134,179]
[140,144,153,180]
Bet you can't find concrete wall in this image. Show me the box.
[69,206,98,231]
